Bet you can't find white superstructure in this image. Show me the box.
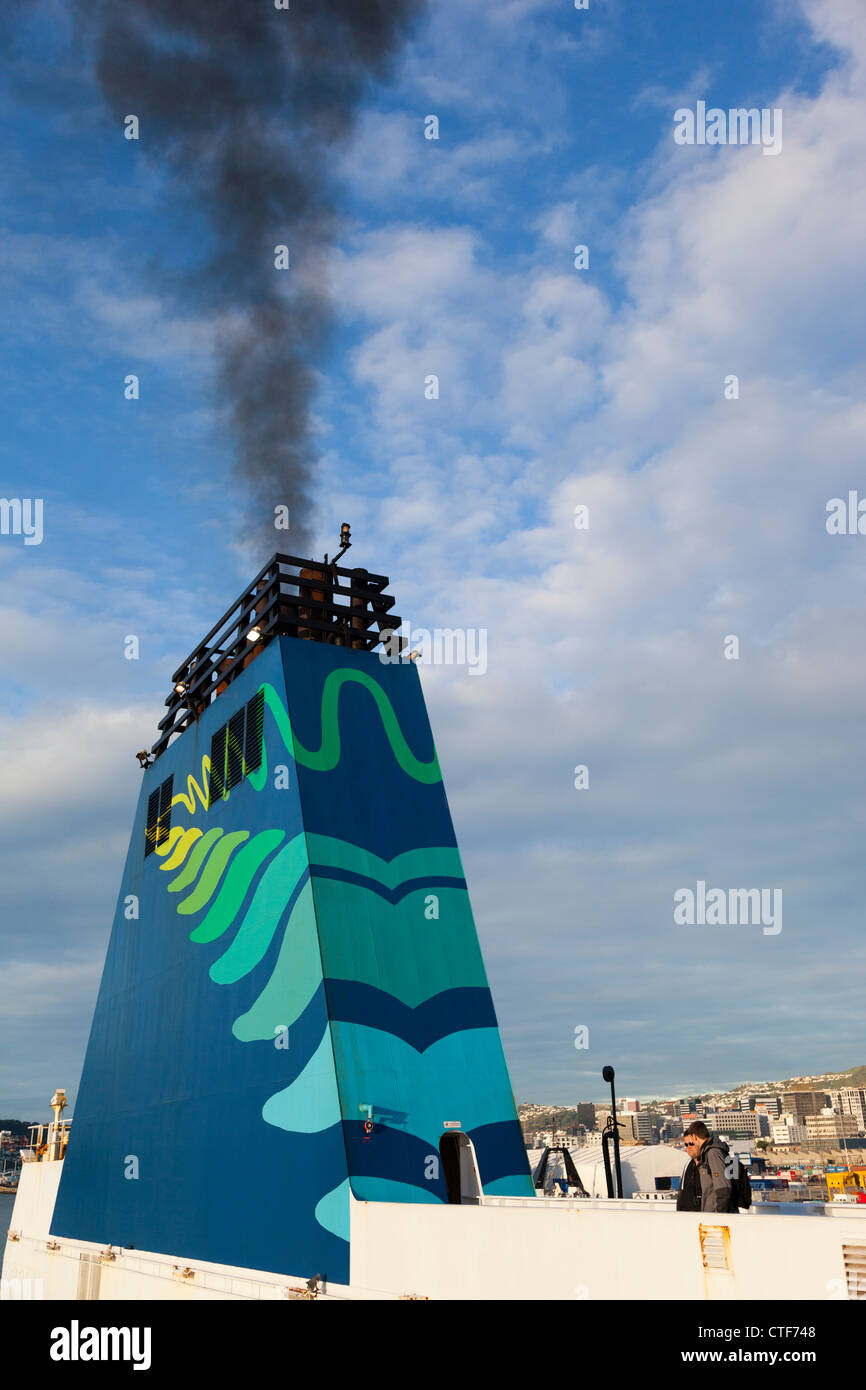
[5,1144,866,1301]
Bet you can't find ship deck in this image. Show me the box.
[4,1159,865,1301]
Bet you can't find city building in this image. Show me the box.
[751,1095,783,1118]
[782,1090,829,1119]
[806,1113,860,1142]
[611,1112,656,1144]
[617,1114,639,1142]
[829,1089,866,1130]
[676,1098,701,1118]
[534,1129,576,1149]
[770,1116,809,1145]
[635,1112,655,1142]
[705,1110,770,1138]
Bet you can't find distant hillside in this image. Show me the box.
[519,1107,584,1134]
[519,1063,866,1115]
[782,1064,866,1090]
[736,1064,866,1095]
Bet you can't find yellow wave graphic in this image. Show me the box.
[159,826,203,871]
[154,826,186,859]
[172,757,212,816]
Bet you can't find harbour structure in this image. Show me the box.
[4,540,866,1299]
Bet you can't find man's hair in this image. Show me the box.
[684,1121,709,1139]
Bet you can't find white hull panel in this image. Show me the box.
[5,1160,865,1301]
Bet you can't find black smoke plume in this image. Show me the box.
[76,0,425,555]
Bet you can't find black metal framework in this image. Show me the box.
[533,1145,589,1197]
[144,775,174,855]
[152,553,402,760]
[209,689,265,805]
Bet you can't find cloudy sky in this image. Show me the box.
[1,0,864,1117]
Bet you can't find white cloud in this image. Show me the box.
[326,0,866,1096]
[4,0,865,1107]
[805,0,866,71]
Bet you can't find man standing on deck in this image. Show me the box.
[675,1121,737,1212]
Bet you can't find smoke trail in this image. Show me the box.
[75,0,425,555]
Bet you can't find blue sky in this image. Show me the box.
[1,0,864,1115]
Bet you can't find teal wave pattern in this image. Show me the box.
[152,661,518,1224]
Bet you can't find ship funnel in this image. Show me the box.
[52,546,533,1282]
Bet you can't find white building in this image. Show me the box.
[806,1112,860,1141]
[829,1089,866,1130]
[771,1116,808,1145]
[705,1110,770,1138]
[635,1112,655,1142]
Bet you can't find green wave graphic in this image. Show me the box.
[167,825,476,1026]
[166,827,224,893]
[231,878,324,1042]
[190,829,286,944]
[157,817,476,1237]
[247,672,441,789]
[176,831,250,915]
[210,834,310,984]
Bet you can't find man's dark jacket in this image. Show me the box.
[676,1136,737,1213]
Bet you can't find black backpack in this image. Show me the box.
[728,1155,752,1210]
[701,1141,752,1210]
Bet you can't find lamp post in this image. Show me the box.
[835,1106,852,1174]
[602,1065,624,1199]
